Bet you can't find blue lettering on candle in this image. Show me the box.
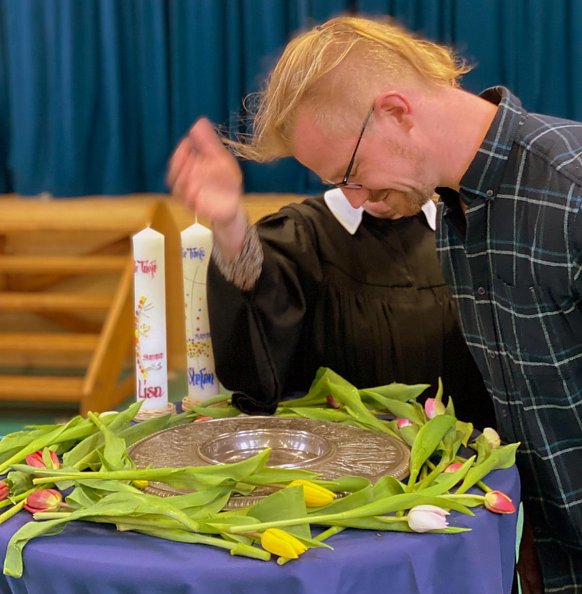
[182,247,206,261]
[188,367,215,390]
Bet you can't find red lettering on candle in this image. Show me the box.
[134,259,158,279]
[138,378,164,399]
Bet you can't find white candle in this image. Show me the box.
[132,227,168,410]
[181,222,218,402]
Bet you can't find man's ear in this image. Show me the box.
[374,93,413,132]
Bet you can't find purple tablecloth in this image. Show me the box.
[0,466,520,594]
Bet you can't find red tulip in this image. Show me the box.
[396,418,414,429]
[24,489,63,514]
[25,449,60,469]
[444,462,464,473]
[484,490,515,514]
[0,480,9,501]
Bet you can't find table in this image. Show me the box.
[0,465,519,594]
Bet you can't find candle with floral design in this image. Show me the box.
[181,222,218,402]
[132,227,168,410]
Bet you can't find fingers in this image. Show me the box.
[166,137,191,190]
[188,117,227,156]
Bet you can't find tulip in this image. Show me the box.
[194,416,214,422]
[444,462,463,473]
[25,449,60,470]
[288,479,336,507]
[482,427,501,449]
[0,480,9,501]
[326,395,341,409]
[396,418,414,429]
[424,397,445,419]
[260,528,308,559]
[131,480,149,490]
[24,489,63,514]
[483,490,515,514]
[407,505,449,532]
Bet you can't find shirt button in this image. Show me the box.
[486,189,494,197]
[477,286,486,296]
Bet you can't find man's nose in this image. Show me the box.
[341,187,370,209]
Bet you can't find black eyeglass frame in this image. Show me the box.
[327,105,374,190]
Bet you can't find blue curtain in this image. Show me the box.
[0,0,580,197]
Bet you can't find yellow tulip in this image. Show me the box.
[288,479,336,507]
[260,528,308,559]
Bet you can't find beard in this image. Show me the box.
[364,138,436,218]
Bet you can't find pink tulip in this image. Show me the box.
[24,489,63,514]
[0,480,9,501]
[25,449,60,469]
[444,462,464,473]
[424,398,445,419]
[396,418,414,429]
[482,427,501,449]
[407,505,449,532]
[484,490,515,514]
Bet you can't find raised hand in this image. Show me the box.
[167,118,248,258]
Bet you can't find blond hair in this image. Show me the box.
[229,15,471,162]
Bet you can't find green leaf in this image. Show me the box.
[248,485,311,539]
[189,406,241,419]
[456,443,520,494]
[360,382,429,403]
[407,415,457,488]
[63,403,142,470]
[359,392,425,425]
[276,407,354,424]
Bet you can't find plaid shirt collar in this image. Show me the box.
[440,86,526,212]
[460,86,526,203]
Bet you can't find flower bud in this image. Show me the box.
[131,480,149,490]
[482,427,501,449]
[424,397,446,419]
[484,490,515,514]
[194,416,213,422]
[326,395,341,409]
[25,449,60,470]
[288,479,336,507]
[444,462,463,473]
[396,418,414,429]
[260,528,308,559]
[0,480,9,501]
[24,489,63,514]
[408,505,449,532]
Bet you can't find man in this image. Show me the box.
[168,16,581,593]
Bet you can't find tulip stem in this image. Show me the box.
[0,499,25,525]
[277,525,346,566]
[227,512,404,534]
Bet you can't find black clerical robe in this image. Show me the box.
[208,197,494,428]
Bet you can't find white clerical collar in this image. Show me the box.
[323,188,437,235]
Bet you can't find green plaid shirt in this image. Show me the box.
[437,87,582,591]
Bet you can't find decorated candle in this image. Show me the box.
[132,227,168,410]
[181,222,218,402]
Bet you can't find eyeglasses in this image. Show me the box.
[325,105,374,190]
